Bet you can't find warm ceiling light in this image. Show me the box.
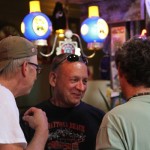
[88,6,99,17]
[29,1,41,13]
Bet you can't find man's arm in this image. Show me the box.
[23,107,49,150]
[0,107,49,150]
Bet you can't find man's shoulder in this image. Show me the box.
[104,102,130,122]
[35,99,51,110]
[80,101,105,115]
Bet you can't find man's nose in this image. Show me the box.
[76,81,86,91]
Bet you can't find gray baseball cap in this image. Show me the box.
[0,36,37,71]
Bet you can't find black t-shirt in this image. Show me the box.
[20,99,105,150]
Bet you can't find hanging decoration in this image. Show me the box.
[40,29,82,57]
[40,1,96,58]
[80,6,109,50]
[51,2,67,37]
[21,0,52,46]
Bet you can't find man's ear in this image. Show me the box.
[49,72,57,87]
[21,61,28,77]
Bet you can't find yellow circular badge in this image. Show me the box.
[32,15,48,36]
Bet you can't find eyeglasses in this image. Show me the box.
[54,54,88,69]
[28,62,42,74]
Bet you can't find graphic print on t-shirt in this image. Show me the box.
[47,121,86,149]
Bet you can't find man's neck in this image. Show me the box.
[0,78,20,97]
[125,85,150,101]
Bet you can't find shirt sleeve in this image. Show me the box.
[96,113,126,150]
[0,94,27,148]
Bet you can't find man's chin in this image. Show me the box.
[71,99,81,106]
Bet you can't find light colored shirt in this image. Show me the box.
[96,95,150,150]
[0,84,27,148]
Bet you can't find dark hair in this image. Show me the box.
[50,53,67,71]
[115,36,150,87]
[50,53,88,71]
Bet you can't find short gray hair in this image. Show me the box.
[0,56,31,79]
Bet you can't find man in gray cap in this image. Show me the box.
[0,36,48,150]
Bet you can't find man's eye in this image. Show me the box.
[71,78,78,83]
[83,79,88,85]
